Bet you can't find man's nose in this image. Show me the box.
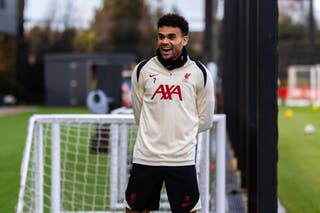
[161,37,169,43]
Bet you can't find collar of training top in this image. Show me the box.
[156,47,188,71]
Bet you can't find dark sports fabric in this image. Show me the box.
[194,60,207,87]
[136,59,149,82]
[136,57,208,88]
[125,164,200,213]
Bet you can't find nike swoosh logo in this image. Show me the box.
[181,202,193,207]
[149,74,159,78]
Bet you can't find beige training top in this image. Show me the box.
[131,56,215,166]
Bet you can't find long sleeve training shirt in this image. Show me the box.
[131,54,215,166]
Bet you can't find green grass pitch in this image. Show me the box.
[1,106,320,212]
[278,105,320,213]
[0,107,89,212]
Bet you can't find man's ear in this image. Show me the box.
[183,36,189,46]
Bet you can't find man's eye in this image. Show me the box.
[168,35,176,39]
[158,35,165,39]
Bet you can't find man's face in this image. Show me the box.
[157,26,189,60]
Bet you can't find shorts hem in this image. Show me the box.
[133,159,195,166]
[124,200,131,210]
[190,198,201,212]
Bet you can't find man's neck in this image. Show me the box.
[156,47,188,71]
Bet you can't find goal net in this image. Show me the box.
[16,114,226,213]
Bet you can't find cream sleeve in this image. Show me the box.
[196,68,215,132]
[131,66,145,125]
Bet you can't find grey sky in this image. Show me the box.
[24,0,218,31]
[25,0,320,31]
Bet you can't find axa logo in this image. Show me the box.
[151,84,183,101]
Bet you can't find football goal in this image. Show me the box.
[285,64,320,106]
[16,114,226,213]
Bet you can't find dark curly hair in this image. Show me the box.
[157,13,189,36]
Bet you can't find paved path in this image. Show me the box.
[226,141,286,213]
[0,106,36,116]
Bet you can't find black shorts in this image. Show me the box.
[125,163,200,213]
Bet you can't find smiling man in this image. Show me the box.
[124,14,215,213]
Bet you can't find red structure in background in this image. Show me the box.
[278,87,288,100]
[278,86,320,100]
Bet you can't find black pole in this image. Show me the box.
[256,0,278,211]
[223,0,241,163]
[204,0,215,63]
[247,0,258,210]
[238,0,249,189]
[223,0,278,212]
[246,0,278,212]
[17,0,24,38]
[16,0,27,100]
[309,0,315,47]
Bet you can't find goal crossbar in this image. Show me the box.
[16,114,226,213]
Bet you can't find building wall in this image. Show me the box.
[0,0,17,35]
[45,53,134,106]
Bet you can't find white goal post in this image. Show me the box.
[16,114,226,213]
[285,64,320,106]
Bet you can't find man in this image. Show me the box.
[125,13,215,213]
[86,89,110,153]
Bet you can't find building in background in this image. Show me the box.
[0,0,17,35]
[45,53,134,109]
